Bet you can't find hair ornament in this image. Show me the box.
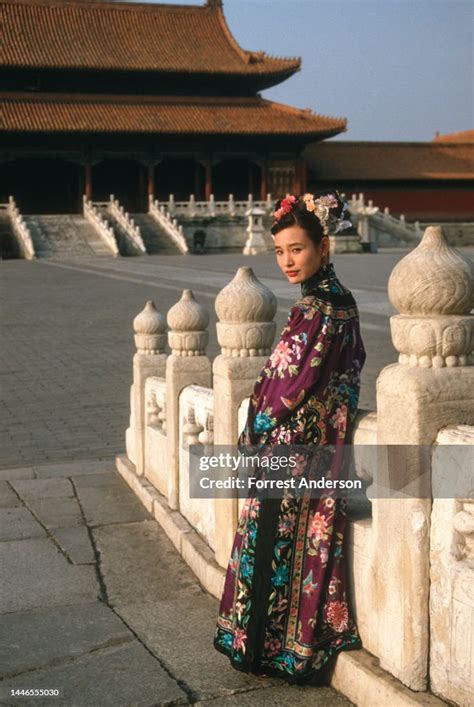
[272,192,352,236]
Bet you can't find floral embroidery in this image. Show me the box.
[254,408,276,434]
[269,340,292,372]
[326,601,349,633]
[330,404,348,438]
[302,570,318,595]
[233,628,247,651]
[309,511,329,541]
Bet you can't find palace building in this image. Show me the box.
[0,0,346,213]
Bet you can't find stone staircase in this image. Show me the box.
[131,213,183,254]
[24,215,115,259]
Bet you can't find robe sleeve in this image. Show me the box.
[238,302,345,449]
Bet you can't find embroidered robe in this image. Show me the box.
[214,261,366,682]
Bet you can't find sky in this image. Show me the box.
[136,0,473,142]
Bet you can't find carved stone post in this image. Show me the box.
[213,266,277,567]
[166,290,211,510]
[372,226,473,689]
[132,301,167,477]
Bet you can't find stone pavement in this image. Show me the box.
[0,459,352,706]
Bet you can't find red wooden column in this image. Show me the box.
[204,158,212,200]
[147,162,155,200]
[84,161,92,200]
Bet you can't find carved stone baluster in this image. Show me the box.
[166,289,211,509]
[183,405,204,448]
[130,301,167,477]
[147,390,160,428]
[213,266,277,567]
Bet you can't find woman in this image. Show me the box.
[213,191,366,684]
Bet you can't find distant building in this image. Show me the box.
[305,130,474,222]
[0,0,346,213]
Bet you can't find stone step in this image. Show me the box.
[24,215,115,259]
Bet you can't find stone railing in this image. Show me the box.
[108,195,147,255]
[348,192,421,249]
[5,196,36,259]
[116,226,473,705]
[157,193,273,219]
[83,196,119,256]
[429,425,474,706]
[148,195,189,254]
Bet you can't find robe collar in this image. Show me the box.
[300,261,336,296]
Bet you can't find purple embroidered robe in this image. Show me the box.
[214,261,366,682]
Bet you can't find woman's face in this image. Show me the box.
[273,225,329,284]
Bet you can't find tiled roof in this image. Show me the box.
[304,141,474,181]
[1,0,300,80]
[432,129,474,143]
[0,93,346,138]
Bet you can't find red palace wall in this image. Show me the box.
[309,182,474,222]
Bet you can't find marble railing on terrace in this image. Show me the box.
[159,193,274,219]
[117,225,473,705]
[2,196,36,259]
[83,196,119,256]
[153,191,422,252]
[349,192,422,248]
[107,195,147,255]
[148,195,189,254]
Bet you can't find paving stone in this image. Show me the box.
[75,486,150,527]
[0,507,46,541]
[116,599,281,700]
[94,521,203,606]
[27,498,84,530]
[196,684,353,705]
[72,471,124,489]
[11,478,74,500]
[33,460,116,478]
[0,538,98,613]
[52,527,95,564]
[0,641,188,706]
[0,603,132,678]
[0,481,21,508]
[0,467,35,481]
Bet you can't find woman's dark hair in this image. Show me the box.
[270,189,346,245]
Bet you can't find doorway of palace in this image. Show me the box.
[212,160,261,201]
[0,159,81,213]
[154,159,203,201]
[93,159,146,212]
